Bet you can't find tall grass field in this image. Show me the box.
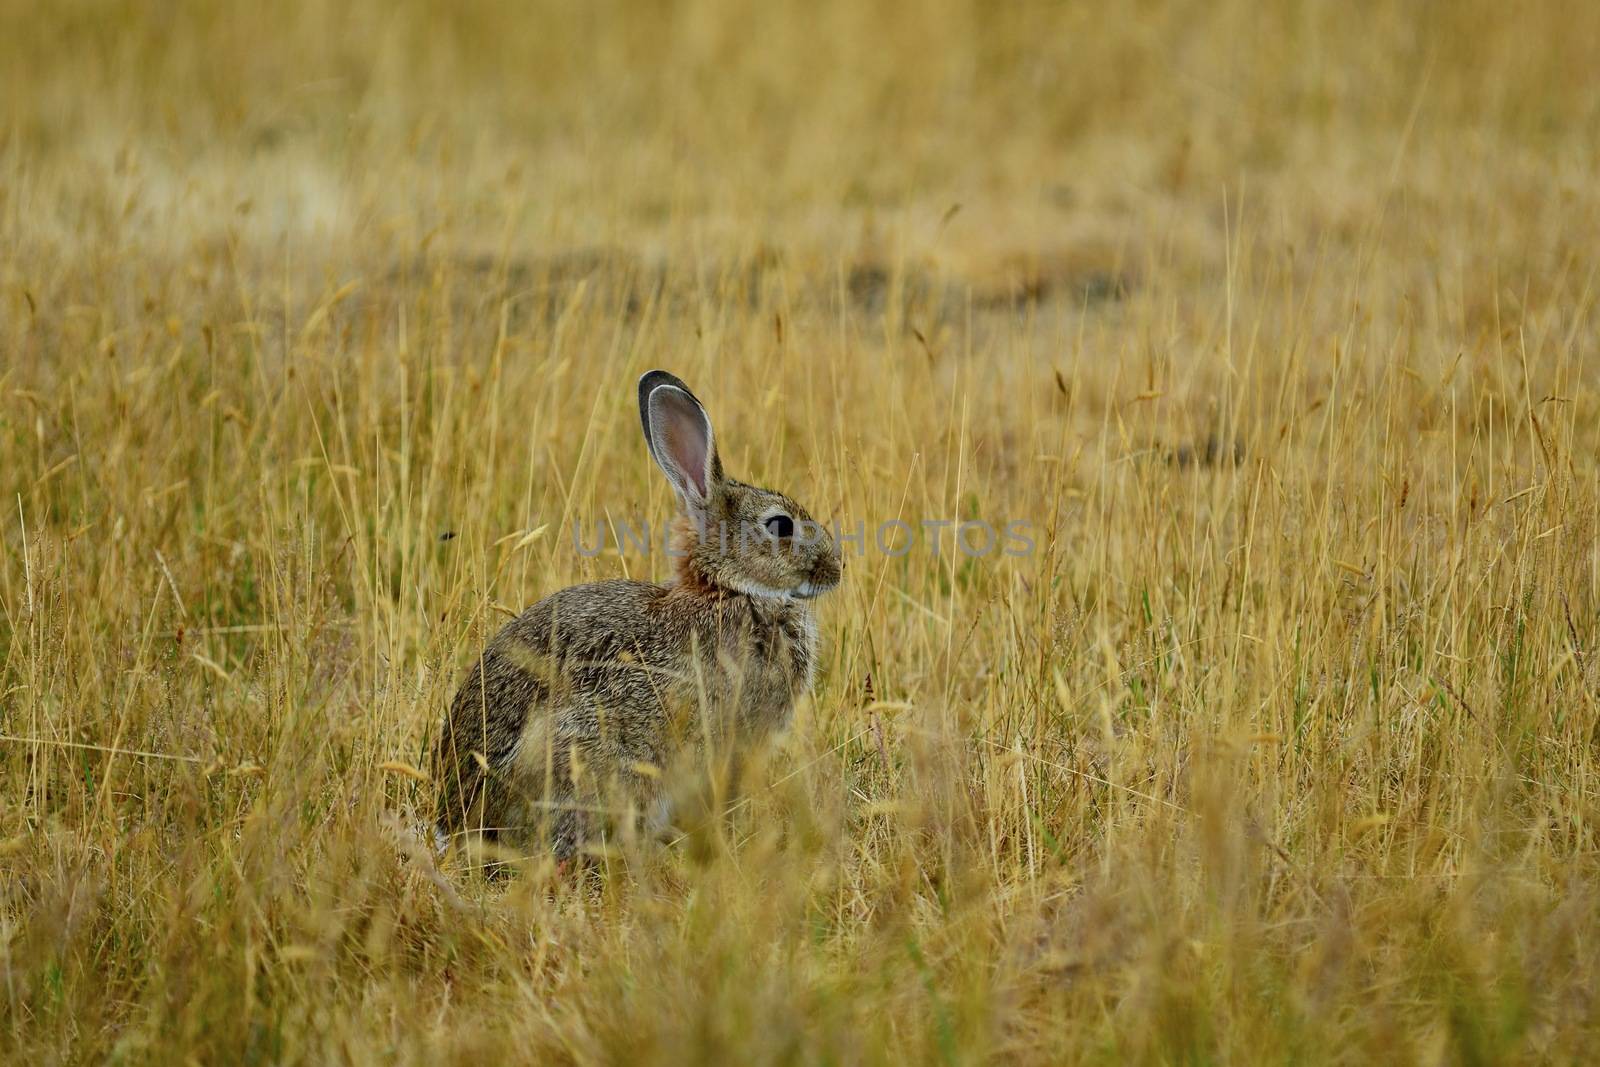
[4,1,1600,1061]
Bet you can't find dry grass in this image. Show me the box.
[4,0,1600,1062]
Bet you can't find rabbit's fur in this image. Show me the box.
[432,370,842,862]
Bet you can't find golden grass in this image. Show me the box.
[4,0,1600,1061]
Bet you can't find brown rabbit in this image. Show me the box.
[433,370,842,862]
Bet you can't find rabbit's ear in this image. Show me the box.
[639,371,722,508]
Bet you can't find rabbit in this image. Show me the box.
[432,369,842,864]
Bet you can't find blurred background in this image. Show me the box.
[7,0,1597,259]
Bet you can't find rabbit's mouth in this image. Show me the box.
[792,577,837,600]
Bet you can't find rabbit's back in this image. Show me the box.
[433,579,679,846]
[433,576,820,854]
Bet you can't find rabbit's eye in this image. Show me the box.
[764,514,796,538]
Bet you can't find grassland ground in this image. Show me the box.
[3,1,1600,1062]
